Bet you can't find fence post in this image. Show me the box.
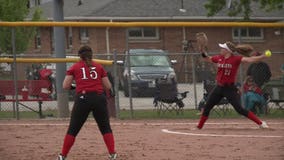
[113,49,120,118]
[191,54,198,109]
[54,0,69,117]
[125,29,134,118]
[237,28,245,107]
[11,27,20,120]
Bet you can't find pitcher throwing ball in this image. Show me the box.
[57,45,117,160]
[197,41,269,129]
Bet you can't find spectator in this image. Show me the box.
[243,76,267,114]
[246,52,271,87]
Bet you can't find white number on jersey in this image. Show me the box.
[224,69,231,76]
[80,67,98,80]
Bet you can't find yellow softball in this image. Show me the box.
[265,50,271,57]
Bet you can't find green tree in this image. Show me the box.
[205,0,284,20]
[0,0,43,54]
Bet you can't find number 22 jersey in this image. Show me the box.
[211,55,242,85]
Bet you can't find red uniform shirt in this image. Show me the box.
[66,60,107,94]
[243,83,263,95]
[211,54,242,85]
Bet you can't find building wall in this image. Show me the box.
[27,26,284,54]
[25,26,284,80]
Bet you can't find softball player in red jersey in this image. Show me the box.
[197,41,269,129]
[57,46,117,160]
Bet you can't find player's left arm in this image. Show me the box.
[102,76,112,90]
[102,76,115,97]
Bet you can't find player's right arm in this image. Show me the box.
[63,75,74,90]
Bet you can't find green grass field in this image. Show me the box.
[0,108,283,119]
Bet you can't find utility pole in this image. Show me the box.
[53,0,69,117]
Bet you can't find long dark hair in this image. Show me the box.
[78,45,93,67]
[226,41,254,57]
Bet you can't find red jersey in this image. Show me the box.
[211,54,242,85]
[66,60,107,94]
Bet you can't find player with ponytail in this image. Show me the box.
[57,45,117,160]
[196,41,270,129]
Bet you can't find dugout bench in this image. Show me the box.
[0,80,52,118]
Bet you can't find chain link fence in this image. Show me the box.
[1,51,283,119]
[0,23,283,119]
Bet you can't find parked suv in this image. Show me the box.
[118,49,177,97]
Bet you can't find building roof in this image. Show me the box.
[35,0,284,21]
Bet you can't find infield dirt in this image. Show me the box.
[0,118,283,160]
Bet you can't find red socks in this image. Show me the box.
[197,115,208,129]
[103,133,115,154]
[60,133,115,157]
[247,111,262,125]
[61,134,75,157]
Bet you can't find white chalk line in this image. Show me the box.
[161,129,283,138]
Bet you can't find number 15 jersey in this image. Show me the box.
[66,60,107,94]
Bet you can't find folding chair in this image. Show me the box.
[202,80,230,116]
[262,83,284,113]
[153,77,188,115]
[251,99,269,115]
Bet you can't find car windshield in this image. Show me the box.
[130,55,170,67]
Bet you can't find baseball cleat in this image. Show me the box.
[259,121,269,129]
[57,154,66,160]
[109,153,117,160]
[190,126,200,130]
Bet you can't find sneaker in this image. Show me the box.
[259,121,269,129]
[57,154,66,160]
[109,153,117,160]
[190,126,200,131]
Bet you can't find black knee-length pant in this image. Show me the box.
[67,92,112,136]
[202,85,249,117]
